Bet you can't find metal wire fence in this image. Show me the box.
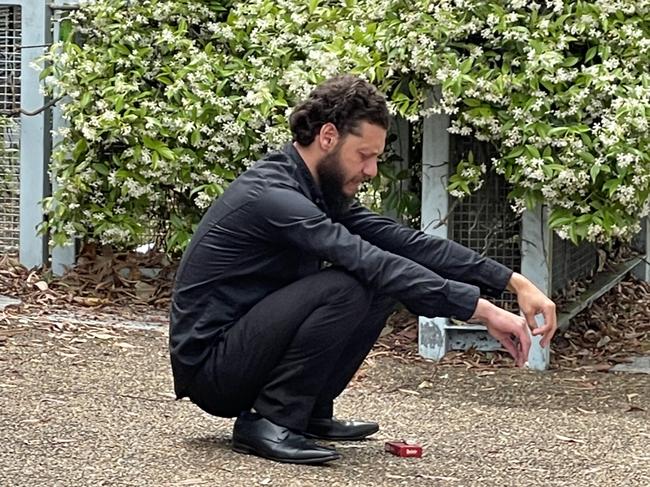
[447,136,521,309]
[447,136,599,309]
[0,5,21,256]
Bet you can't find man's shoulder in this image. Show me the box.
[246,149,301,188]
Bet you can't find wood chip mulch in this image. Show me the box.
[2,250,649,371]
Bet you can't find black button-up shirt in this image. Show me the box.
[170,143,512,396]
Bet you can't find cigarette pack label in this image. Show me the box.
[384,441,423,458]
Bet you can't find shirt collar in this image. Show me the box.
[282,142,326,209]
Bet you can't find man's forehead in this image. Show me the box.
[347,122,386,152]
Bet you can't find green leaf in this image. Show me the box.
[59,19,73,42]
[143,135,162,151]
[115,96,124,112]
[72,139,88,160]
[157,146,175,160]
[562,56,580,67]
[579,151,595,163]
[80,92,91,108]
[525,145,541,158]
[170,214,184,229]
[549,216,574,228]
[191,130,201,146]
[548,126,568,136]
[38,65,53,81]
[115,43,131,56]
[460,58,473,74]
[585,46,598,62]
[93,163,110,176]
[505,147,525,159]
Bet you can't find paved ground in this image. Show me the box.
[1,308,649,487]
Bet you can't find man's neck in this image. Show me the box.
[293,142,321,185]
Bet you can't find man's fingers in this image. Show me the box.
[500,336,519,364]
[542,306,558,345]
[516,322,531,367]
[523,311,537,332]
[530,310,558,348]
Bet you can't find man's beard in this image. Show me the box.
[316,148,355,218]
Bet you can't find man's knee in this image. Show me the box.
[320,268,372,306]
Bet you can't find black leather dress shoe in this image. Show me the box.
[232,412,341,464]
[304,417,379,441]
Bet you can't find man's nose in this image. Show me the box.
[363,158,378,178]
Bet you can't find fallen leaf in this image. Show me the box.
[397,388,420,396]
[583,363,611,372]
[555,434,585,444]
[34,281,48,291]
[625,405,646,413]
[417,475,459,481]
[596,336,611,348]
[379,325,393,338]
[576,407,597,415]
[55,352,78,358]
[88,332,117,340]
[72,296,108,307]
[134,281,157,299]
[417,380,433,389]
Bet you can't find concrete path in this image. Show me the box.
[1,312,648,486]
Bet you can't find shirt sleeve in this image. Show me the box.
[253,188,480,320]
[336,202,513,298]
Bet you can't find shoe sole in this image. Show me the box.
[303,427,379,442]
[232,441,341,465]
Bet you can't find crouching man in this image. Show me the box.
[169,75,557,464]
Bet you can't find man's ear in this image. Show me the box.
[318,123,339,151]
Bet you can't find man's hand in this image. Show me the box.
[471,299,530,367]
[507,272,557,348]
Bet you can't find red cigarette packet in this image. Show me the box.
[384,440,423,458]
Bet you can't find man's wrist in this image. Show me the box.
[470,298,495,323]
[506,272,529,295]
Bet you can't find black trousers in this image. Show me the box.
[185,269,396,432]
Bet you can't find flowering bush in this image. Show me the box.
[40,0,650,252]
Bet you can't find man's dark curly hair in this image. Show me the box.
[289,75,390,146]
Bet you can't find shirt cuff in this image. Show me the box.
[480,259,514,297]
[445,280,481,321]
